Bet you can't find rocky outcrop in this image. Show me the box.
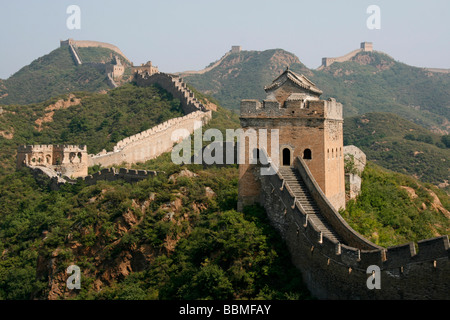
[36,182,202,299]
[35,94,81,131]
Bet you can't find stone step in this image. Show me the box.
[279,167,342,243]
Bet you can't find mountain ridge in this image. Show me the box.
[0,43,133,106]
[182,45,449,135]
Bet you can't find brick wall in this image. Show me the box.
[259,156,450,299]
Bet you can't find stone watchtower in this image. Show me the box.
[238,68,345,211]
[17,144,88,178]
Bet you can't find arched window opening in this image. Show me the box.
[282,148,291,166]
[303,148,312,160]
[69,152,76,164]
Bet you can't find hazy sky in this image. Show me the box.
[0,0,449,79]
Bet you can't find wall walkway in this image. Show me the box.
[258,155,449,299]
[88,110,211,167]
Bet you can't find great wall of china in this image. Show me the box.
[88,110,211,168]
[60,39,131,64]
[237,68,449,299]
[257,154,449,299]
[318,42,450,73]
[28,165,157,191]
[318,42,374,69]
[16,42,449,299]
[18,71,212,188]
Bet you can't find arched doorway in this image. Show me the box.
[282,148,291,166]
[303,148,312,160]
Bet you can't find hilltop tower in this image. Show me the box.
[132,61,159,76]
[106,55,125,80]
[360,42,373,52]
[238,68,345,211]
[231,46,242,53]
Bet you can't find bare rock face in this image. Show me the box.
[344,145,366,200]
[36,183,204,299]
[343,145,366,174]
[35,94,81,131]
[169,169,199,182]
[205,187,216,199]
[36,194,157,299]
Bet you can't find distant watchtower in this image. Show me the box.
[238,68,345,211]
[17,144,88,178]
[360,42,373,52]
[231,46,242,53]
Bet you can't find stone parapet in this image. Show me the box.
[88,110,211,167]
[24,166,157,190]
[258,154,450,299]
[240,98,342,120]
[135,72,208,114]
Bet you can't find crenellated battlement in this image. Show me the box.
[135,72,209,114]
[17,144,88,178]
[238,60,449,297]
[240,97,343,120]
[319,42,374,69]
[240,69,342,122]
[18,144,86,150]
[78,167,157,185]
[18,71,212,175]
[84,71,213,167]
[258,152,450,299]
[25,166,157,191]
[88,110,211,167]
[113,110,209,150]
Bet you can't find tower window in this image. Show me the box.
[282,148,291,166]
[303,148,312,160]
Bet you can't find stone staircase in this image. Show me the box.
[171,76,204,110]
[278,166,342,243]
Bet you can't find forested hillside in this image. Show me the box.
[0,42,448,300]
[342,162,450,248]
[0,79,448,300]
[344,112,449,189]
[0,83,184,176]
[312,51,450,134]
[184,49,450,135]
[0,98,311,300]
[0,46,129,106]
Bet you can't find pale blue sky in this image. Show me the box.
[0,0,449,78]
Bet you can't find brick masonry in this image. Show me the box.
[238,69,449,299]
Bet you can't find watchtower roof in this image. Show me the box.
[264,68,322,96]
